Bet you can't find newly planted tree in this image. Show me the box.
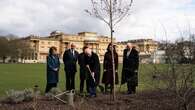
[86,0,134,100]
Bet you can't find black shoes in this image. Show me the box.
[98,85,104,93]
[127,90,136,95]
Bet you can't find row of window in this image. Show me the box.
[41,46,59,49]
[100,39,110,42]
[41,41,58,45]
[23,53,38,60]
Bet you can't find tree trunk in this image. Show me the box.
[109,0,116,101]
[3,56,6,63]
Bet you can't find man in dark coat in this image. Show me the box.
[63,43,79,91]
[78,47,88,94]
[45,47,60,93]
[84,46,100,97]
[102,43,119,94]
[121,43,139,94]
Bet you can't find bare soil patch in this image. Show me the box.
[1,90,195,110]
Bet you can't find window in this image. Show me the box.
[32,53,34,60]
[35,53,37,60]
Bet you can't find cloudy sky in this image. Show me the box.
[0,0,195,41]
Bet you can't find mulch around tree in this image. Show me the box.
[0,90,195,110]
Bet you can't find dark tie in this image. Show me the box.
[71,49,74,57]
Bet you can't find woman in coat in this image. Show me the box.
[45,46,60,93]
[102,43,119,94]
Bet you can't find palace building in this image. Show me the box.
[118,39,159,63]
[22,31,158,63]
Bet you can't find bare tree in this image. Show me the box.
[0,37,10,63]
[148,21,195,110]
[9,39,33,63]
[86,0,134,100]
[151,37,195,110]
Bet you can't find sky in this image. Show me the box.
[0,0,195,41]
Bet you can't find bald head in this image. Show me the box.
[71,43,76,49]
[126,43,132,50]
[84,47,92,56]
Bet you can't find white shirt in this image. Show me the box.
[126,49,132,57]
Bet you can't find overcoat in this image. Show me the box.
[102,51,119,85]
[84,52,101,85]
[78,52,87,80]
[121,48,139,86]
[47,54,60,84]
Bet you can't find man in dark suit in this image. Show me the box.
[121,43,139,94]
[84,46,100,97]
[78,47,88,94]
[63,43,79,91]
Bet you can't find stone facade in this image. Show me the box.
[22,31,158,63]
[118,39,159,63]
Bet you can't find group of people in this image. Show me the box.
[45,43,139,97]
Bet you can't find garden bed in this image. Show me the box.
[1,90,195,110]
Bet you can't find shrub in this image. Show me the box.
[45,88,62,100]
[50,88,62,95]
[23,88,34,102]
[3,88,35,104]
[4,89,25,104]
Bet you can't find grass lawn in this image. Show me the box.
[0,63,170,96]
